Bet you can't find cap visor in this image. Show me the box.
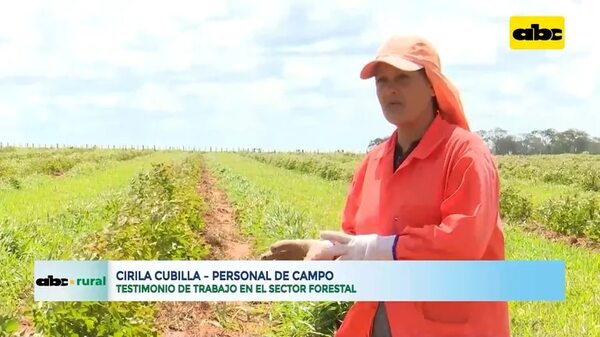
[360,56,423,79]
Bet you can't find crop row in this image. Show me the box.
[497,154,600,191]
[0,155,208,336]
[245,153,600,243]
[0,149,151,191]
[241,153,355,182]
[205,153,351,336]
[207,153,600,337]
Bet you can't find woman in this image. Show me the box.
[261,35,510,337]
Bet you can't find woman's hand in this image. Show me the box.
[260,239,334,260]
[311,231,397,260]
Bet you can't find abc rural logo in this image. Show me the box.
[510,16,565,49]
[36,275,106,286]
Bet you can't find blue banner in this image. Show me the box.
[34,260,565,302]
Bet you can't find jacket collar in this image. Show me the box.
[373,113,452,163]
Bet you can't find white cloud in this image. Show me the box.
[361,2,506,67]
[247,78,288,110]
[0,0,598,150]
[0,104,17,118]
[52,94,122,110]
[0,104,20,143]
[458,0,578,18]
[553,56,599,99]
[134,83,181,114]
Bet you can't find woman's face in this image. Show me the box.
[374,63,435,126]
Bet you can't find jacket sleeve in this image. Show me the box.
[393,148,500,260]
[341,156,370,235]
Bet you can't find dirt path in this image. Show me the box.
[518,221,600,252]
[156,165,269,337]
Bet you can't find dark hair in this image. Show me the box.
[432,96,440,112]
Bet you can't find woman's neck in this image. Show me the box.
[395,109,437,150]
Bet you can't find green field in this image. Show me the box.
[0,148,598,336]
[206,152,600,337]
[0,148,207,335]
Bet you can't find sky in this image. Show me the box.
[0,0,598,152]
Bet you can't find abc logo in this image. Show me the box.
[510,16,565,50]
[513,24,562,41]
[36,275,69,286]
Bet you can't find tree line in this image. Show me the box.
[368,128,600,155]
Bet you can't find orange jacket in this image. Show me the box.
[335,114,510,337]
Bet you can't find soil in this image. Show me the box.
[517,221,600,252]
[157,165,270,337]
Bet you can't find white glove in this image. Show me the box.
[310,231,398,260]
[261,239,334,260]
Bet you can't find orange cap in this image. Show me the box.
[360,35,470,131]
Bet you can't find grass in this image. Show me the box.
[0,148,150,190]
[213,153,348,232]
[0,151,188,317]
[206,152,600,337]
[242,153,600,243]
[0,152,187,221]
[504,178,594,206]
[30,154,209,336]
[205,153,347,336]
[505,225,600,336]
